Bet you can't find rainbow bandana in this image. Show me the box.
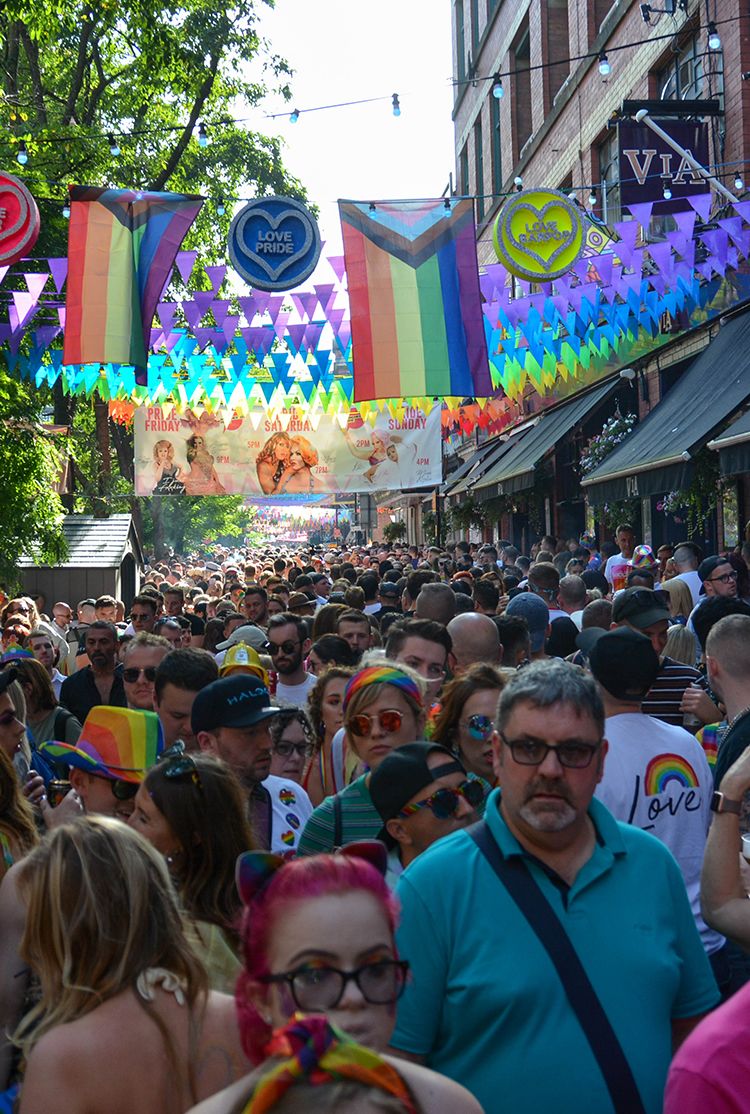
[243,1015,417,1113]
[39,706,163,783]
[342,666,423,715]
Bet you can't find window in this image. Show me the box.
[491,92,503,198]
[456,0,466,82]
[512,23,532,157]
[474,117,485,221]
[545,0,570,107]
[590,0,614,44]
[460,144,470,196]
[658,34,705,100]
[598,130,620,224]
[471,0,480,54]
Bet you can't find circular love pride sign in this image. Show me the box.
[493,188,583,282]
[0,172,41,265]
[228,195,321,291]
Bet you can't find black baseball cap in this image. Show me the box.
[611,587,669,630]
[191,674,280,735]
[587,627,660,701]
[698,555,731,593]
[379,581,401,598]
[370,742,466,843]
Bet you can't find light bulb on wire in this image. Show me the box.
[663,184,672,200]
[16,140,28,165]
[588,189,597,208]
[492,73,504,99]
[735,175,745,191]
[216,199,226,216]
[108,133,120,157]
[62,198,71,218]
[289,108,300,123]
[392,93,401,117]
[707,21,721,50]
[598,52,611,77]
[197,122,208,148]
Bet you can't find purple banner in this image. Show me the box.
[619,120,710,212]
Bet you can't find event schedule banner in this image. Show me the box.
[134,405,441,496]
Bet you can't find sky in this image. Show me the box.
[252,0,456,253]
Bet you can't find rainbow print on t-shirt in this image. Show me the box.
[644,753,699,796]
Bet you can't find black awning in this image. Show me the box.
[443,439,502,499]
[707,409,750,477]
[582,310,750,503]
[475,379,617,500]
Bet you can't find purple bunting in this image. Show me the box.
[204,265,227,291]
[23,273,48,302]
[11,291,39,331]
[175,250,198,285]
[158,303,178,334]
[222,315,240,345]
[192,291,215,318]
[673,210,697,240]
[181,301,202,330]
[626,202,653,232]
[47,258,68,293]
[266,295,285,324]
[686,193,713,222]
[327,255,347,282]
[731,200,750,224]
[211,300,231,328]
[314,284,336,312]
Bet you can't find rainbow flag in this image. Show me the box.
[339,199,490,401]
[64,185,203,369]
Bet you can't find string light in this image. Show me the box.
[663,184,672,200]
[62,197,70,218]
[588,188,597,207]
[735,175,745,191]
[492,73,504,99]
[392,94,401,117]
[289,108,300,123]
[108,133,120,157]
[598,53,611,77]
[514,176,523,192]
[197,122,208,148]
[216,199,226,215]
[707,21,721,50]
[16,140,28,165]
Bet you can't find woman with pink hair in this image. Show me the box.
[188,847,481,1112]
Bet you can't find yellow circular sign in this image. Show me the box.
[493,189,584,281]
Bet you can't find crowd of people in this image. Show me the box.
[3,525,750,1111]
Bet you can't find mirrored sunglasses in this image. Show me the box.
[348,709,404,737]
[464,714,494,740]
[397,779,485,820]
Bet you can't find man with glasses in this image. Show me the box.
[371,742,482,888]
[391,659,718,1114]
[267,612,315,707]
[121,632,171,712]
[128,594,158,634]
[685,556,739,645]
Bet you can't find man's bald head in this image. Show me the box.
[447,612,501,673]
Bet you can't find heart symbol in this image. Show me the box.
[506,201,578,274]
[234,207,313,283]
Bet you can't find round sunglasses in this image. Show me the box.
[397,778,485,820]
[348,709,403,738]
[462,714,494,741]
[122,666,158,684]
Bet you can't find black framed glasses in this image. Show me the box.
[269,639,301,656]
[159,740,202,788]
[273,740,315,759]
[709,571,738,585]
[397,779,485,820]
[260,958,409,1011]
[122,666,158,684]
[498,731,602,769]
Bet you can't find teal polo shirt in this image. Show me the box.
[392,788,719,1114]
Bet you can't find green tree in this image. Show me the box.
[0,377,67,586]
[139,495,262,556]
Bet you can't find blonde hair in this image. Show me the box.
[153,439,175,464]
[663,624,699,666]
[14,818,208,1064]
[660,578,694,620]
[0,746,38,873]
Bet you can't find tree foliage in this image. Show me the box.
[139,494,262,556]
[0,377,67,587]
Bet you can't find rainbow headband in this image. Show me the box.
[245,1015,417,1113]
[342,666,423,715]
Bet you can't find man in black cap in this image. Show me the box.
[193,673,312,852]
[583,627,728,988]
[611,587,715,728]
[685,556,739,641]
[370,742,484,888]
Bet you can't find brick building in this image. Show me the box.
[444,0,750,553]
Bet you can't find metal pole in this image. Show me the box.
[633,109,738,205]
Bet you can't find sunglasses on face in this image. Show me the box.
[348,709,404,737]
[273,740,314,759]
[122,666,158,684]
[269,639,301,656]
[111,778,139,801]
[260,958,409,1012]
[463,714,494,741]
[159,740,202,788]
[397,778,485,820]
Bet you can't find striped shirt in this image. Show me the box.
[297,774,381,854]
[642,657,705,728]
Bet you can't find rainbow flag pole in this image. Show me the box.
[339,199,491,402]
[63,186,203,370]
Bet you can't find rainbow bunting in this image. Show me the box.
[339,199,491,401]
[64,186,203,369]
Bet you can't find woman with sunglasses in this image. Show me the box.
[129,747,253,991]
[432,664,505,795]
[303,666,355,807]
[13,818,251,1114]
[187,847,480,1113]
[297,664,426,855]
[268,707,315,784]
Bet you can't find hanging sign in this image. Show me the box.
[0,172,40,265]
[493,189,584,281]
[618,120,709,212]
[133,403,442,496]
[228,195,321,291]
